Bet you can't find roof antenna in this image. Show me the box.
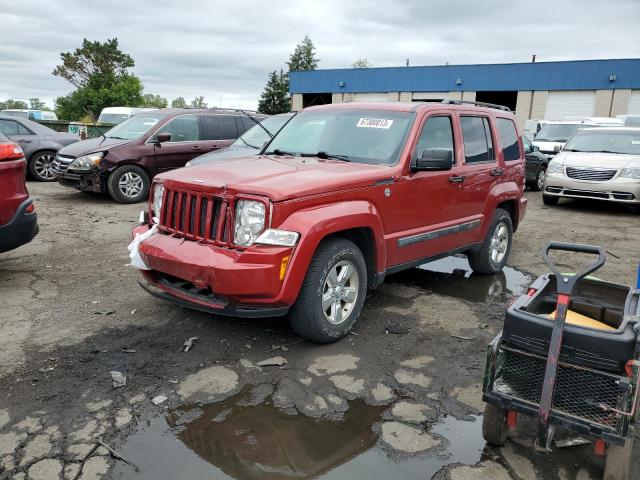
[532,54,536,63]
[406,59,410,67]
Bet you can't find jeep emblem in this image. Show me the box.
[384,187,391,197]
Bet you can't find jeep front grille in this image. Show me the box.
[159,188,228,244]
[566,167,617,182]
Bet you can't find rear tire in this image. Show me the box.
[542,194,559,206]
[28,150,57,181]
[482,403,509,446]
[468,208,512,274]
[288,238,367,343]
[530,166,546,192]
[603,427,634,480]
[107,165,150,204]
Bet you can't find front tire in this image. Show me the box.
[28,150,57,181]
[531,166,546,192]
[289,238,367,343]
[468,208,513,274]
[107,165,150,204]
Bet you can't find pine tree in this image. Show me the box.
[258,70,290,114]
[287,35,319,72]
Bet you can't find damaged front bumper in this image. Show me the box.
[132,224,294,317]
[57,170,105,193]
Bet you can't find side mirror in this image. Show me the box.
[411,149,453,171]
[533,144,540,152]
[554,145,561,153]
[153,132,171,144]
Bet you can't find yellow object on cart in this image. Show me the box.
[547,310,616,331]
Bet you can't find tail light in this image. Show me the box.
[0,142,25,161]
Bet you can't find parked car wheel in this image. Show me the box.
[468,208,513,274]
[531,166,546,192]
[289,238,367,343]
[482,404,509,446]
[28,150,57,182]
[107,165,150,204]
[542,194,559,206]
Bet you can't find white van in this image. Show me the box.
[1,109,58,121]
[97,107,158,125]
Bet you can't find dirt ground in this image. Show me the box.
[0,183,638,480]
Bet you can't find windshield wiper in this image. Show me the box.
[238,137,260,149]
[593,150,622,154]
[313,151,351,162]
[106,135,127,140]
[237,109,273,138]
[562,148,582,152]
[265,148,296,156]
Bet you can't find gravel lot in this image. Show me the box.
[0,183,638,480]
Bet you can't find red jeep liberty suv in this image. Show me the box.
[0,133,39,253]
[131,101,527,342]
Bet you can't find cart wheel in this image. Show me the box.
[482,403,509,446]
[603,427,634,480]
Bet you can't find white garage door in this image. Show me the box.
[353,93,389,102]
[627,90,640,114]
[544,91,595,119]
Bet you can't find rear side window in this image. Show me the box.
[460,116,494,163]
[159,115,200,142]
[200,115,238,140]
[0,119,19,135]
[496,118,520,161]
[18,123,31,135]
[414,116,455,161]
[241,116,256,132]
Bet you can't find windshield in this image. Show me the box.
[563,130,640,155]
[264,109,415,165]
[534,124,584,142]
[232,115,292,149]
[104,113,168,140]
[99,113,131,124]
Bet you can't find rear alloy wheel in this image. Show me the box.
[468,208,513,274]
[28,151,57,181]
[289,238,367,343]
[107,165,150,204]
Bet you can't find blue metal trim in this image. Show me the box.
[290,59,640,94]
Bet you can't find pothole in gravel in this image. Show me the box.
[414,255,532,303]
[110,394,485,480]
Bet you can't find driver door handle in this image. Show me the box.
[490,168,504,177]
[191,146,202,151]
[449,175,465,183]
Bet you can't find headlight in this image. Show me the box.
[152,183,164,222]
[547,160,563,174]
[69,152,104,171]
[620,167,640,179]
[234,200,266,246]
[256,229,299,247]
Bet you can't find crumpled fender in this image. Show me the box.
[275,200,386,305]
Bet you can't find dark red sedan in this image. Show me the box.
[0,132,38,253]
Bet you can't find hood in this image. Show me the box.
[158,155,394,202]
[555,151,640,169]
[186,145,258,167]
[57,136,132,158]
[48,132,80,146]
[532,140,564,154]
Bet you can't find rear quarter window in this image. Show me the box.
[496,118,520,161]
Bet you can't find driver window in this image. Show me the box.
[415,116,455,161]
[158,115,200,142]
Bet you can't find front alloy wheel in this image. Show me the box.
[29,151,57,181]
[118,171,144,199]
[322,261,359,325]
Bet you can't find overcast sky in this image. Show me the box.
[2,0,639,110]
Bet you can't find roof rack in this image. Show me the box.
[440,98,511,112]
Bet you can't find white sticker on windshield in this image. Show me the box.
[632,140,640,145]
[356,118,394,129]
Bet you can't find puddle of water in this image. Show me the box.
[110,397,486,480]
[391,255,531,303]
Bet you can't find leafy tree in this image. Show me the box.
[171,97,187,108]
[287,35,319,72]
[258,70,290,114]
[141,94,168,108]
[0,99,28,110]
[352,58,372,68]
[29,98,48,110]
[190,96,207,109]
[52,38,143,121]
